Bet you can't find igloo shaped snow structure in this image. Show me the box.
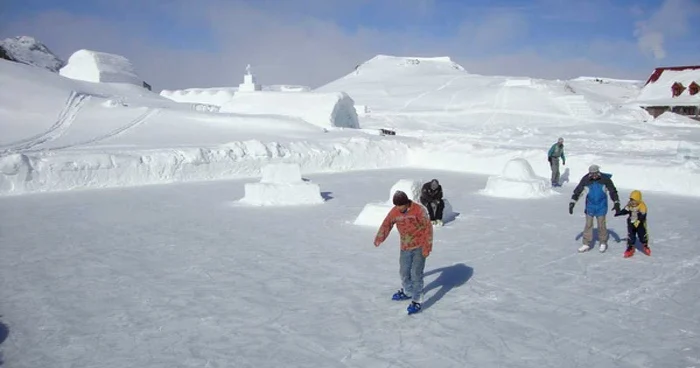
[239,163,324,206]
[480,158,557,199]
[353,179,456,227]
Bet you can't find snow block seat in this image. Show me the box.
[219,91,360,130]
[480,158,557,199]
[239,163,324,206]
[59,49,143,86]
[354,179,456,227]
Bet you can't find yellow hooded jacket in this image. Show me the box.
[624,190,648,227]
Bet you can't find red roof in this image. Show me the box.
[645,65,700,85]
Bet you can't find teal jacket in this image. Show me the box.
[548,143,566,163]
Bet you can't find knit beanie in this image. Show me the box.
[588,164,600,173]
[392,191,410,206]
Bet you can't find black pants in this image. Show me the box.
[627,221,648,246]
[421,198,444,221]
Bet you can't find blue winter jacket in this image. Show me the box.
[571,173,620,217]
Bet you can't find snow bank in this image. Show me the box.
[59,49,142,86]
[220,91,360,129]
[354,179,455,226]
[239,163,323,206]
[160,88,235,107]
[0,137,411,196]
[480,158,556,199]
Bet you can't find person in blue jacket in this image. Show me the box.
[547,137,566,187]
[568,164,620,253]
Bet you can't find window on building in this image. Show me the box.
[672,82,685,97]
[689,82,699,96]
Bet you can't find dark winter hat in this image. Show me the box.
[430,179,439,190]
[392,190,410,206]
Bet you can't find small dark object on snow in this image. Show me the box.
[380,128,396,136]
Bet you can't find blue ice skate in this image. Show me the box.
[392,289,411,301]
[407,301,422,315]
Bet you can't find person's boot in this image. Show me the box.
[642,244,651,256]
[624,245,635,258]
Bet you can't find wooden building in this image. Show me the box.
[636,65,700,120]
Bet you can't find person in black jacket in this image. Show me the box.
[420,179,445,226]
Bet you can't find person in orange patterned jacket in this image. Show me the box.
[374,190,433,315]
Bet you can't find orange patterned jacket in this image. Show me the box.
[374,201,433,257]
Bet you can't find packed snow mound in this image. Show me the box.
[160,85,312,107]
[354,179,456,226]
[0,36,65,72]
[160,88,235,107]
[220,91,360,129]
[480,158,556,199]
[566,77,643,104]
[60,49,143,86]
[349,54,466,78]
[318,57,610,122]
[238,163,324,206]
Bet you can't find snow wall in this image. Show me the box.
[160,88,235,108]
[220,91,360,129]
[59,49,142,86]
[0,138,412,196]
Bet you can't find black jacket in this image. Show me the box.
[420,182,443,202]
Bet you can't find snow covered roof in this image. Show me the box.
[59,49,143,86]
[635,66,700,106]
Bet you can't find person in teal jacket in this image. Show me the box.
[547,137,566,187]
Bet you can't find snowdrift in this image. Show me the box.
[354,179,456,226]
[59,49,143,86]
[238,163,324,206]
[0,138,412,195]
[220,91,360,129]
[480,158,556,199]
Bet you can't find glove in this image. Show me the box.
[568,202,575,215]
[562,160,566,166]
[632,220,640,228]
[613,202,621,213]
[548,156,552,163]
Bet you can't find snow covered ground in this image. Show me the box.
[2,53,700,197]
[1,168,698,367]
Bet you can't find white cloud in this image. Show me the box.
[0,0,651,89]
[633,0,700,60]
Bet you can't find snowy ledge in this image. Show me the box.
[0,138,412,195]
[1,136,699,197]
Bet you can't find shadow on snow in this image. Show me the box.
[421,263,473,310]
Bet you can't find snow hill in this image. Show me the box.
[1,52,700,197]
[0,36,65,72]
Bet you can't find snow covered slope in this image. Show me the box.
[0,60,411,195]
[1,52,700,198]
[316,54,700,197]
[0,36,64,72]
[160,85,311,107]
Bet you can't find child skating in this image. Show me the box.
[615,190,651,257]
[374,190,433,315]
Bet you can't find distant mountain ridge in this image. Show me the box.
[0,36,65,72]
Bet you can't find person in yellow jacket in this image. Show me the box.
[614,190,650,257]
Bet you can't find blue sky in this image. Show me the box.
[2,0,699,89]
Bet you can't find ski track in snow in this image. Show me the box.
[0,169,698,367]
[0,91,90,154]
[22,108,161,152]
